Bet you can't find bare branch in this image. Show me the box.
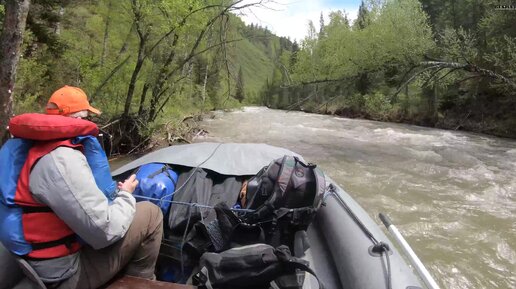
[91,55,131,101]
[421,67,448,88]
[392,65,441,98]
[419,61,516,88]
[285,91,316,111]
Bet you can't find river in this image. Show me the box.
[194,107,515,289]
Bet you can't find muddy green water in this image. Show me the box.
[194,107,515,289]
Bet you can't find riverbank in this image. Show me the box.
[299,104,516,140]
[108,112,214,158]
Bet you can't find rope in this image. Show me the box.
[180,207,193,279]
[131,143,251,280]
[158,143,224,203]
[385,245,392,289]
[327,184,380,245]
[132,194,255,213]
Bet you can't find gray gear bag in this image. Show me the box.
[194,244,324,289]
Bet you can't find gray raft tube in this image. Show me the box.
[0,243,24,289]
[312,177,424,289]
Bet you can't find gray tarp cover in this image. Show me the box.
[112,142,303,176]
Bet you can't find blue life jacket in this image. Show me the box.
[134,163,178,215]
[0,139,33,255]
[0,136,116,255]
[73,136,117,201]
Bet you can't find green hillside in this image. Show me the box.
[227,16,292,104]
[233,37,274,98]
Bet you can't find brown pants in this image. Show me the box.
[59,202,163,289]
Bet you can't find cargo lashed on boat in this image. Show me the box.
[1,143,427,289]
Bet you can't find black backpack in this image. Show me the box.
[244,156,325,211]
[243,155,326,253]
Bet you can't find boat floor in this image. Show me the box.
[105,225,339,289]
[102,227,336,289]
[104,276,196,289]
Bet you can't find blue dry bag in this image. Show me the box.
[134,163,178,215]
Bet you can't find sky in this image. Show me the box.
[238,0,362,42]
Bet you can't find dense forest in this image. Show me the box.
[0,0,515,153]
[0,0,286,153]
[264,0,516,138]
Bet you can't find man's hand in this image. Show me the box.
[117,174,139,194]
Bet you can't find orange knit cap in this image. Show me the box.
[46,85,101,115]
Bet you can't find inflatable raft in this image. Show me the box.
[1,143,430,289]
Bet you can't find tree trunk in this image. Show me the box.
[137,82,149,117]
[54,6,64,35]
[123,0,147,118]
[100,0,112,67]
[0,0,31,145]
[123,37,145,117]
[202,63,209,111]
[147,48,177,123]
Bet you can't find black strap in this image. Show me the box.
[275,246,324,289]
[20,205,53,214]
[282,258,324,289]
[147,165,167,179]
[30,234,77,251]
[276,207,315,219]
[146,164,177,186]
[163,167,177,187]
[246,201,274,223]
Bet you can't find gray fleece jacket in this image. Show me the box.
[28,146,136,282]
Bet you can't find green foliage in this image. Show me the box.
[479,8,516,89]
[284,0,435,110]
[13,30,50,113]
[484,35,516,79]
[355,1,370,30]
[11,0,282,120]
[292,0,434,84]
[0,4,4,26]
[3,0,291,152]
[364,92,393,120]
[231,28,277,97]
[257,0,516,137]
[345,93,366,112]
[438,27,478,62]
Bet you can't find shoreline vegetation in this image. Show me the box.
[0,0,514,154]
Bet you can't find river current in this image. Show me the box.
[195,107,515,289]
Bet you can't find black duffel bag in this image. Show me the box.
[193,244,323,289]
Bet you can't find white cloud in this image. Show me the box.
[237,0,359,42]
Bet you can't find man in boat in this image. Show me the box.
[0,86,163,288]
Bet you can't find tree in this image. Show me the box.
[355,1,369,30]
[235,66,245,102]
[318,12,325,38]
[0,0,31,144]
[289,40,299,69]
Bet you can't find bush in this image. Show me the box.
[364,92,393,120]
